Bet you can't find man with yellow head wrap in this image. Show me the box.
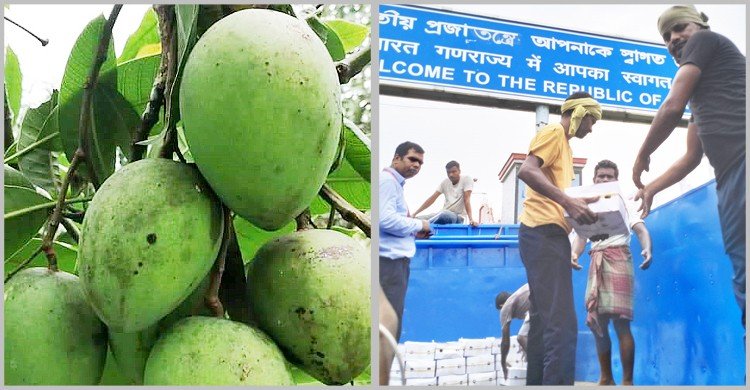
[516,91,602,385]
[633,5,745,330]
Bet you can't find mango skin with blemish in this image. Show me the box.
[246,229,370,384]
[78,158,223,333]
[179,9,342,231]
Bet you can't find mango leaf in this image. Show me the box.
[18,91,61,196]
[306,16,345,61]
[4,184,51,259]
[4,238,79,279]
[167,4,200,123]
[343,118,370,182]
[5,163,34,188]
[310,119,370,216]
[39,105,62,151]
[118,8,160,63]
[4,45,22,123]
[233,217,295,265]
[58,15,140,187]
[117,54,162,135]
[324,19,368,53]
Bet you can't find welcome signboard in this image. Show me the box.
[379,4,682,114]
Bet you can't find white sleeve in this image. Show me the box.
[462,176,474,191]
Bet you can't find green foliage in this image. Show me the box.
[117,54,163,135]
[343,118,371,181]
[233,216,295,264]
[307,16,345,61]
[4,238,78,279]
[17,91,61,196]
[325,19,368,53]
[4,45,22,124]
[118,8,160,63]
[4,166,51,259]
[58,15,140,187]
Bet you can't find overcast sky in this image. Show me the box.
[378,4,746,222]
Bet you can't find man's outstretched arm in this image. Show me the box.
[633,64,701,188]
[634,122,703,218]
[413,191,441,217]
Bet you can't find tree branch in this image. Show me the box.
[319,184,370,237]
[336,47,370,84]
[41,152,82,271]
[205,205,232,317]
[153,5,180,160]
[41,4,122,272]
[60,217,81,244]
[78,4,123,187]
[295,208,317,231]
[4,88,14,149]
[130,63,166,161]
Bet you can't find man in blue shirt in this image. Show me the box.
[380,141,432,341]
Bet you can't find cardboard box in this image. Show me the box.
[403,359,436,379]
[435,357,466,376]
[434,341,465,359]
[403,341,436,361]
[460,337,494,357]
[564,181,629,239]
[469,371,497,386]
[405,377,437,386]
[437,374,468,386]
[466,355,495,374]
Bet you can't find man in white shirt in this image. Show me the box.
[571,159,652,386]
[413,160,477,226]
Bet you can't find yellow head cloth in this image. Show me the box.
[560,97,602,136]
[657,5,709,38]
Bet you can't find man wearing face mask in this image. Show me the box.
[632,5,745,329]
[379,141,432,342]
[517,92,602,385]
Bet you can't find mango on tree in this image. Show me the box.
[4,268,108,385]
[247,229,371,384]
[180,9,343,231]
[78,158,224,332]
[143,316,294,385]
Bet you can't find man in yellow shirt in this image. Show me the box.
[517,91,601,385]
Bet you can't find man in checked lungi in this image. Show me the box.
[571,159,653,385]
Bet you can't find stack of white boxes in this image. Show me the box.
[389,336,527,386]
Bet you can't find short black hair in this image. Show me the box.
[394,141,424,158]
[445,160,460,170]
[594,159,619,179]
[495,291,511,310]
[561,92,594,118]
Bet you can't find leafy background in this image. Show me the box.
[4,4,371,386]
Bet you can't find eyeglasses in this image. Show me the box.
[406,156,423,165]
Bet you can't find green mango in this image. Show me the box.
[78,158,223,332]
[143,316,294,385]
[4,268,107,385]
[246,229,371,384]
[108,274,213,384]
[180,9,342,231]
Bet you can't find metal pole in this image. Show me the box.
[535,104,549,132]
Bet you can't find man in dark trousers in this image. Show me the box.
[632,5,745,329]
[379,141,432,343]
[517,92,601,385]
